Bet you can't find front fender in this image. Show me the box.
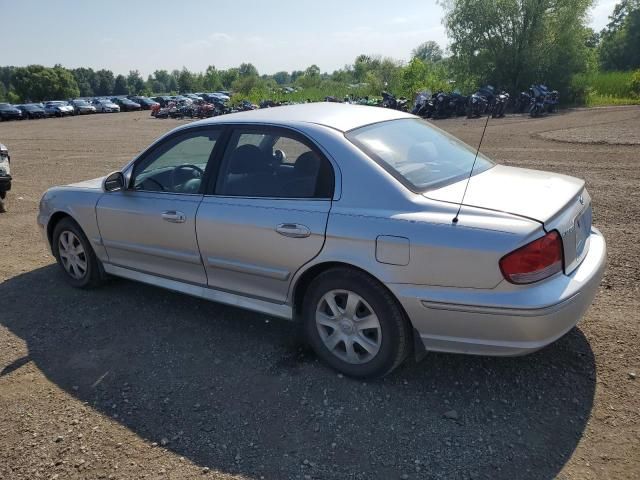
[38,186,107,261]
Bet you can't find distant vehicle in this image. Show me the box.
[0,142,11,205]
[183,93,203,101]
[70,99,96,115]
[170,95,193,105]
[0,103,24,121]
[111,97,141,111]
[201,92,230,103]
[128,96,159,110]
[37,103,606,378]
[17,103,47,119]
[44,101,74,117]
[151,96,173,107]
[92,99,120,113]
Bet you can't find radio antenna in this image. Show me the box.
[452,105,492,224]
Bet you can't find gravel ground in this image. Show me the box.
[0,107,638,480]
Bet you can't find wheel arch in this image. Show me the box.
[291,260,406,320]
[291,260,426,361]
[46,211,74,247]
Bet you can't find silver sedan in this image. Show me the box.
[37,103,606,378]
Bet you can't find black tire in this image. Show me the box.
[0,191,5,199]
[52,217,105,289]
[302,268,412,378]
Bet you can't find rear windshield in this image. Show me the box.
[346,118,494,191]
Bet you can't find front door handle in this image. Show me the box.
[161,210,186,223]
[276,223,311,238]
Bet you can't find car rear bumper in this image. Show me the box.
[388,227,607,356]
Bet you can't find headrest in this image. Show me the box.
[227,144,270,174]
[294,151,321,176]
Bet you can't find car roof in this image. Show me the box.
[193,102,414,132]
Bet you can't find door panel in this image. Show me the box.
[97,192,206,284]
[96,127,220,285]
[197,197,330,302]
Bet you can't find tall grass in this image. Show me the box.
[571,70,640,106]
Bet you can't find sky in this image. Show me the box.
[1,0,620,77]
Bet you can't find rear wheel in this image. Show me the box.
[52,218,104,288]
[302,268,411,378]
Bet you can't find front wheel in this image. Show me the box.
[302,268,412,378]
[52,218,105,288]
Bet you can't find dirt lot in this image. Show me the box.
[0,107,638,480]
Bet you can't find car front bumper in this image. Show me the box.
[389,227,607,356]
[0,174,12,192]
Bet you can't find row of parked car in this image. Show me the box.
[0,92,235,121]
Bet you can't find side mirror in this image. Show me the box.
[103,171,125,192]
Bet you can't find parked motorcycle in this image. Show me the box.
[514,91,532,113]
[381,91,408,111]
[528,85,547,118]
[544,88,559,113]
[467,86,493,118]
[237,100,257,111]
[448,91,468,117]
[432,91,451,119]
[492,90,510,118]
[412,91,434,118]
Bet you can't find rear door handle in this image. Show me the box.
[276,223,311,238]
[161,210,186,223]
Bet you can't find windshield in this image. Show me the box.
[346,118,494,191]
[74,100,89,106]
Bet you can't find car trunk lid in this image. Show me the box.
[425,165,592,274]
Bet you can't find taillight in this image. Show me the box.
[499,231,563,284]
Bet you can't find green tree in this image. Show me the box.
[295,64,322,88]
[401,57,450,97]
[149,69,171,92]
[238,62,259,77]
[94,69,115,96]
[71,67,96,97]
[353,55,376,83]
[219,68,239,89]
[127,70,145,95]
[273,71,291,85]
[599,0,640,70]
[203,65,223,91]
[11,65,79,101]
[114,74,128,95]
[232,75,263,95]
[412,41,444,63]
[290,70,304,83]
[441,0,594,96]
[177,68,197,93]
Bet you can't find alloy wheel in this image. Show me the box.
[58,230,87,280]
[315,289,382,364]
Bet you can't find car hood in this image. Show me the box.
[66,176,105,189]
[425,164,585,224]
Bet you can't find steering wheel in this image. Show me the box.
[141,177,165,191]
[171,164,204,189]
